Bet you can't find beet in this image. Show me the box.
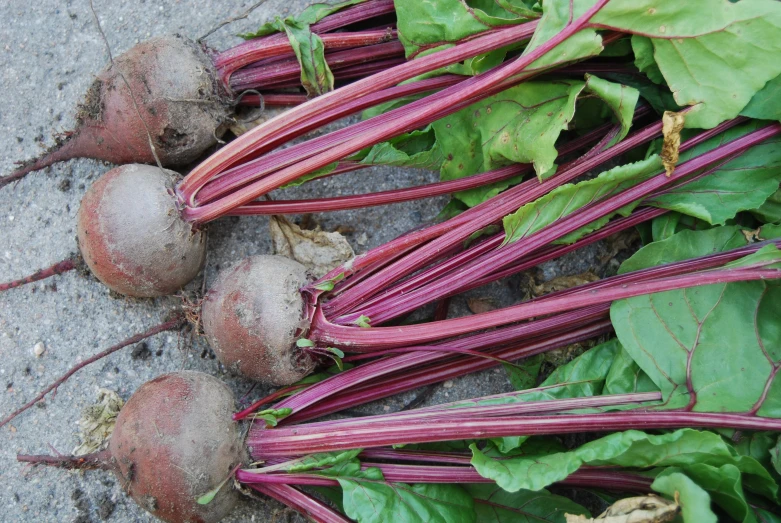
[202,255,316,386]
[110,371,246,523]
[3,34,229,187]
[77,164,206,297]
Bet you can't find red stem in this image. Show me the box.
[226,165,527,215]
[177,20,540,201]
[248,483,351,523]
[215,0,397,85]
[0,258,76,292]
[230,34,402,92]
[0,318,185,429]
[251,411,781,457]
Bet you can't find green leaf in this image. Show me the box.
[326,347,345,371]
[631,36,664,84]
[465,484,589,522]
[501,155,662,245]
[603,344,659,395]
[471,428,777,513]
[742,74,781,123]
[355,315,372,328]
[611,259,781,414]
[772,437,781,476]
[652,470,717,523]
[296,338,315,348]
[503,354,542,391]
[583,74,640,146]
[647,133,781,225]
[618,225,750,274]
[751,189,781,224]
[338,479,476,523]
[536,0,781,128]
[650,212,681,242]
[285,449,363,473]
[356,127,444,171]
[252,407,293,427]
[241,0,367,38]
[275,18,333,96]
[394,0,538,56]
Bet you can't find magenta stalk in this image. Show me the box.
[248,483,351,523]
[250,410,781,457]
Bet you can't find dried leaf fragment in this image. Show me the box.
[270,215,354,278]
[467,297,497,314]
[566,494,680,523]
[661,111,686,177]
[530,271,600,297]
[73,388,124,456]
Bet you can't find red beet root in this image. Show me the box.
[77,164,206,297]
[110,371,246,523]
[3,35,229,188]
[202,255,316,386]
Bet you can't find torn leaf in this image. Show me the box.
[660,111,685,177]
[72,389,124,456]
[270,216,354,278]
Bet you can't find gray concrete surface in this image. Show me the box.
[0,2,622,521]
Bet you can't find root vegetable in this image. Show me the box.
[201,255,316,385]
[77,164,206,297]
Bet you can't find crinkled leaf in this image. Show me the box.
[502,155,662,245]
[618,225,750,274]
[611,250,781,414]
[742,74,781,123]
[466,484,589,522]
[436,79,585,192]
[651,470,716,523]
[338,478,476,523]
[242,0,367,38]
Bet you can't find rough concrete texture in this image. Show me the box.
[0,1,629,521]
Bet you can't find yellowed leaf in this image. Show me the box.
[531,271,600,297]
[270,216,354,278]
[661,111,686,177]
[566,494,679,523]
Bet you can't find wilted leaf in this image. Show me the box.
[660,111,685,177]
[270,216,354,278]
[73,389,124,456]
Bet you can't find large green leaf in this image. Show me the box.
[603,344,658,395]
[502,155,662,245]
[611,249,781,414]
[530,0,781,128]
[394,0,539,57]
[470,429,777,518]
[466,484,589,522]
